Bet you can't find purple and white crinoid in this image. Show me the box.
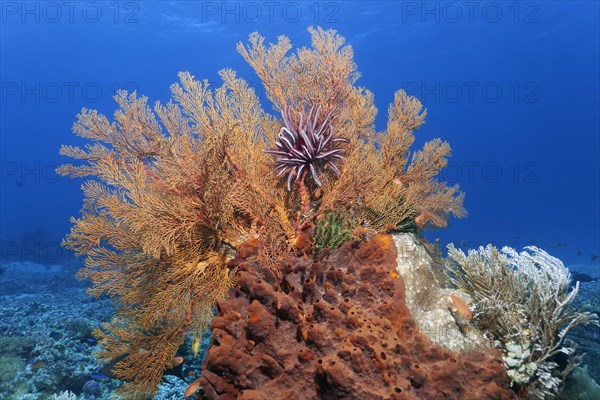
[265,104,348,191]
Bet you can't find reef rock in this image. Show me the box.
[393,233,489,352]
[199,234,512,399]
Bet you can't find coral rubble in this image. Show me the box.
[198,234,512,399]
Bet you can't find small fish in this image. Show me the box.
[571,272,598,284]
[173,356,184,367]
[16,180,24,187]
[450,294,473,319]
[163,358,184,379]
[184,379,201,398]
[90,373,108,380]
[576,250,582,257]
[415,213,430,227]
[32,361,46,370]
[86,338,96,344]
[191,338,201,358]
[591,254,598,262]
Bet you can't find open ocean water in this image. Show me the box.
[1,1,598,399]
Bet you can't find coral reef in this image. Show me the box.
[446,244,599,399]
[559,365,600,400]
[0,281,116,399]
[0,264,211,400]
[57,27,466,398]
[197,234,512,399]
[568,266,600,382]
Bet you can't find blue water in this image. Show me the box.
[2,1,598,265]
[1,1,598,399]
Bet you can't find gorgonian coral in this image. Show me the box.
[265,104,347,190]
[58,27,467,399]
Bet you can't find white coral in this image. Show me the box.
[51,391,78,400]
[447,244,598,399]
